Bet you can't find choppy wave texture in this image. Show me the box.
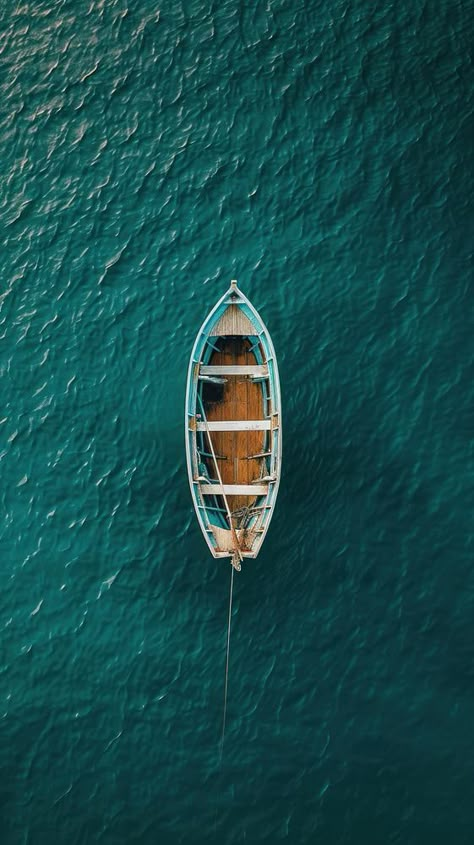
[1,0,473,842]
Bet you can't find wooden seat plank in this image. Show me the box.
[200,365,268,376]
[197,420,271,431]
[200,483,268,496]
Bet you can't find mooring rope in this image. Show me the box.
[219,564,234,764]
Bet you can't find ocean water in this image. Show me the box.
[1,0,473,842]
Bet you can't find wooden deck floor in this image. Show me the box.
[203,338,266,512]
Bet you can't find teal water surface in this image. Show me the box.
[1,1,473,843]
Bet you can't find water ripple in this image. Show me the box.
[0,0,472,842]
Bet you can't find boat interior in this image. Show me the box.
[197,335,272,535]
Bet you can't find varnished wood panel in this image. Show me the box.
[204,338,267,512]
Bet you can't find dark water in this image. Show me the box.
[1,1,473,842]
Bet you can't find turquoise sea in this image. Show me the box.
[1,1,473,842]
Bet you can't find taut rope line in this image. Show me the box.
[220,564,234,763]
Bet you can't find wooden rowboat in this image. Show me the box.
[185,280,282,571]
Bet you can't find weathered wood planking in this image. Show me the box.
[210,305,256,336]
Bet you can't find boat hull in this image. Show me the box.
[185,281,282,565]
